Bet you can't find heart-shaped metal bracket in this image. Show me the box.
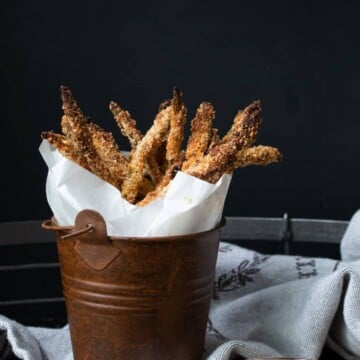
[73,209,121,271]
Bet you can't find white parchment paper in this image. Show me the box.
[39,139,232,237]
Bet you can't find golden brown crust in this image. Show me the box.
[182,102,215,170]
[183,100,263,183]
[234,145,283,168]
[183,138,237,183]
[208,127,220,151]
[218,100,262,148]
[44,87,281,206]
[146,157,163,184]
[87,122,129,188]
[109,101,142,150]
[120,103,172,203]
[165,88,187,164]
[137,153,184,207]
[109,100,165,185]
[60,86,116,186]
[41,131,85,167]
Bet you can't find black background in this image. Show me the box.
[1,0,360,222]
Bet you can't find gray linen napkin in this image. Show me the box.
[0,317,72,360]
[1,210,360,360]
[205,210,360,360]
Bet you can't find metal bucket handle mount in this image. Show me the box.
[42,209,121,270]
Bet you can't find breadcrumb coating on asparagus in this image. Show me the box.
[183,100,263,183]
[41,131,84,167]
[165,88,187,164]
[120,103,172,203]
[43,86,282,206]
[137,153,184,207]
[182,102,215,171]
[109,101,142,150]
[234,145,283,168]
[60,86,117,186]
[87,122,129,188]
[110,100,165,185]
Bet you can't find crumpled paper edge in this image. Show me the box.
[39,139,232,237]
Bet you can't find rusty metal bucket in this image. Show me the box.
[42,209,224,360]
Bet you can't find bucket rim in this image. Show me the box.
[47,217,226,243]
